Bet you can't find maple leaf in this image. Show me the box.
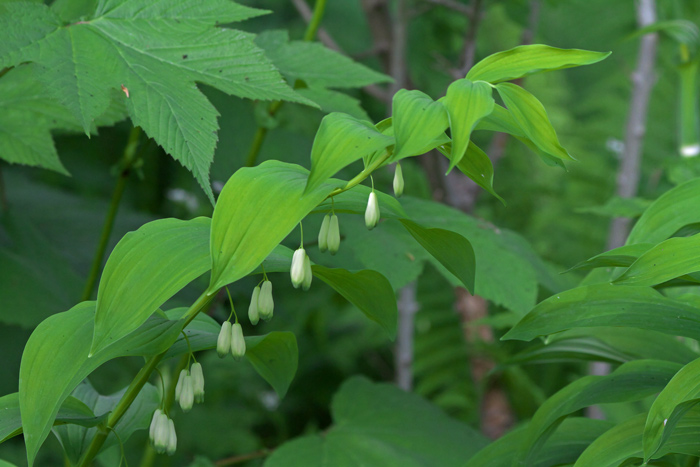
[0,0,313,202]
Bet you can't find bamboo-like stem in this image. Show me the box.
[80,126,142,301]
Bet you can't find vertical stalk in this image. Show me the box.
[81,126,141,301]
[0,164,8,212]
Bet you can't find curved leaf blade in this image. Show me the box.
[91,217,211,354]
[437,141,504,204]
[466,45,610,84]
[391,89,449,161]
[566,243,653,272]
[614,234,700,286]
[246,332,299,398]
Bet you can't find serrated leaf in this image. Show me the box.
[496,82,574,162]
[91,217,211,355]
[503,284,700,342]
[312,265,398,340]
[399,219,475,293]
[566,243,653,272]
[0,1,311,202]
[19,302,183,466]
[614,234,700,286]
[627,178,700,244]
[442,79,494,172]
[437,141,504,204]
[210,161,337,291]
[391,90,449,161]
[255,30,392,88]
[466,44,610,84]
[305,112,393,193]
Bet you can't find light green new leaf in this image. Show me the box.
[0,1,310,202]
[627,178,700,244]
[516,360,680,466]
[391,89,449,161]
[496,82,574,162]
[0,393,104,443]
[312,265,398,340]
[466,44,610,84]
[437,141,504,204]
[442,79,494,172]
[19,302,182,466]
[91,217,211,355]
[643,356,700,460]
[503,284,700,342]
[210,161,337,291]
[305,113,393,193]
[399,219,475,293]
[614,234,700,286]
[566,243,653,272]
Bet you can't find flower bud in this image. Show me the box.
[217,321,232,358]
[327,214,340,255]
[174,369,186,402]
[290,248,306,288]
[302,254,312,291]
[248,286,260,325]
[166,418,177,456]
[149,409,162,442]
[365,191,380,230]
[178,372,194,412]
[190,362,205,403]
[152,412,170,454]
[258,280,274,320]
[318,214,330,252]
[230,322,246,359]
[393,163,404,197]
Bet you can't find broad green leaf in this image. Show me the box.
[312,265,398,340]
[0,393,104,443]
[313,184,408,219]
[266,376,488,467]
[643,356,700,460]
[516,360,680,465]
[575,409,700,466]
[0,1,309,202]
[464,418,613,467]
[19,302,182,466]
[91,217,211,354]
[391,90,449,161]
[566,243,653,272]
[296,85,371,121]
[496,82,574,162]
[466,45,610,84]
[163,311,299,397]
[254,30,392,88]
[53,380,159,465]
[210,161,337,291]
[305,112,393,193]
[0,460,17,467]
[503,284,700,342]
[437,141,504,204]
[442,79,494,172]
[627,178,700,244]
[504,337,636,366]
[399,219,475,293]
[614,234,700,286]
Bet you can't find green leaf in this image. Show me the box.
[504,336,636,366]
[576,196,652,218]
[466,44,610,84]
[442,79,494,172]
[305,112,393,193]
[630,20,700,45]
[643,356,700,460]
[391,89,449,161]
[53,380,159,464]
[566,243,653,272]
[91,217,211,355]
[627,178,700,244]
[0,1,309,202]
[312,265,398,340]
[266,376,488,467]
[255,30,392,88]
[0,393,105,443]
[437,141,504,204]
[614,234,700,286]
[210,161,337,291]
[296,86,371,121]
[496,82,574,162]
[399,219,475,293]
[19,302,182,466]
[515,360,680,465]
[313,184,408,219]
[503,284,700,342]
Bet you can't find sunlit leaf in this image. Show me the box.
[391,89,449,161]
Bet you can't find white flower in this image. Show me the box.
[302,253,312,291]
[165,418,177,456]
[365,191,380,230]
[177,371,194,412]
[327,214,340,255]
[216,321,232,358]
[290,248,306,288]
[230,322,246,359]
[258,280,274,320]
[190,362,205,403]
[151,411,171,454]
[318,214,330,252]
[248,285,260,325]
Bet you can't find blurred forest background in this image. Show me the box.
[1,0,699,465]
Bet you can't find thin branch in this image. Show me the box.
[395,283,419,391]
[423,0,472,15]
[389,0,409,95]
[456,0,484,78]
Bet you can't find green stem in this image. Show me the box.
[81,126,142,301]
[325,150,392,199]
[77,290,215,467]
[243,0,326,167]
